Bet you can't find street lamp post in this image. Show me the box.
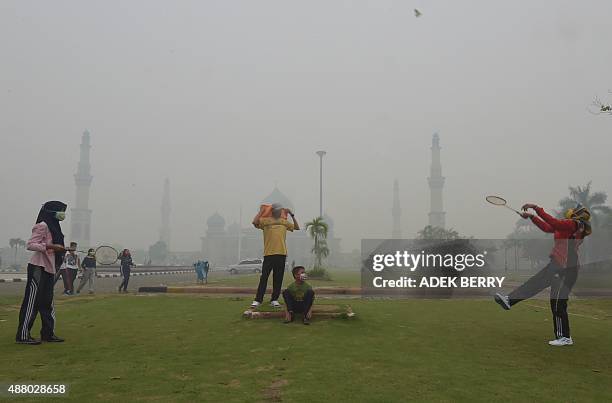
[316,151,326,218]
[238,204,242,262]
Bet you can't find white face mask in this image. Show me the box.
[55,211,66,221]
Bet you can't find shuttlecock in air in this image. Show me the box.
[414,9,422,18]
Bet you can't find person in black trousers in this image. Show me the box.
[118,249,134,293]
[282,266,315,325]
[495,203,591,346]
[250,204,300,309]
[16,201,67,344]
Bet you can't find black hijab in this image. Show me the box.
[36,201,67,267]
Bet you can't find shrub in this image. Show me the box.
[307,267,331,280]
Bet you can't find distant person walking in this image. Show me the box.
[62,242,81,295]
[118,249,134,293]
[194,260,210,284]
[67,246,80,292]
[76,248,96,294]
[202,260,210,284]
[194,261,203,283]
[16,201,67,345]
[250,203,299,309]
[55,241,78,295]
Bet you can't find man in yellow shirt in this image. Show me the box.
[250,203,300,309]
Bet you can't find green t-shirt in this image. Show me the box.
[286,281,312,302]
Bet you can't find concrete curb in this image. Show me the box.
[96,270,193,279]
[138,286,363,295]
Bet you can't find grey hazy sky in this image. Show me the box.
[1,0,611,252]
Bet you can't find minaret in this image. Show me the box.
[160,178,171,249]
[428,133,446,228]
[70,130,93,247]
[391,179,401,238]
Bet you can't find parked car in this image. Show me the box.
[228,259,263,275]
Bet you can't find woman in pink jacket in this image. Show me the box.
[16,201,67,345]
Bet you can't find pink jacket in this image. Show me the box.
[27,222,57,274]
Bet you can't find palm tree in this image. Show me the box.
[558,182,612,264]
[558,181,611,227]
[305,217,329,270]
[312,239,330,267]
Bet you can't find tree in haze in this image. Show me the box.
[148,241,168,265]
[305,217,330,279]
[557,182,612,264]
[9,238,25,266]
[603,212,612,233]
[589,93,612,115]
[416,226,460,241]
[557,181,611,227]
[504,218,550,270]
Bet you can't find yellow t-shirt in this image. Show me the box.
[258,217,294,256]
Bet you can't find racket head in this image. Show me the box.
[95,245,119,265]
[486,195,508,206]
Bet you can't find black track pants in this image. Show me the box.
[509,260,577,338]
[16,264,56,341]
[255,255,286,303]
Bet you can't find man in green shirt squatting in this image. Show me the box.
[282,266,315,325]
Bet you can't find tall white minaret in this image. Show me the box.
[391,179,401,239]
[160,178,171,249]
[70,130,93,247]
[428,133,446,228]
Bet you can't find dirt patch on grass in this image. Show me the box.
[262,379,288,402]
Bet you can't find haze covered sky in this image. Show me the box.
[1,0,611,252]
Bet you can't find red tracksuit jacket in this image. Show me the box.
[530,207,584,268]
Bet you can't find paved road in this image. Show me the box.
[0,271,222,297]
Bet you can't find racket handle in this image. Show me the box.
[504,205,521,215]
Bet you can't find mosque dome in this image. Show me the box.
[261,187,294,210]
[207,212,226,228]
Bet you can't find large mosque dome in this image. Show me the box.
[261,187,294,210]
[206,212,226,235]
[207,212,225,227]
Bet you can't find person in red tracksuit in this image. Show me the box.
[495,203,592,347]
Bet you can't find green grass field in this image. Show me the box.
[1,293,611,402]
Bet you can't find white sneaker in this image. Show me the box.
[548,337,573,346]
[494,293,511,310]
[270,300,282,308]
[250,301,260,309]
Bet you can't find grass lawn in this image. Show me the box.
[1,294,611,402]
